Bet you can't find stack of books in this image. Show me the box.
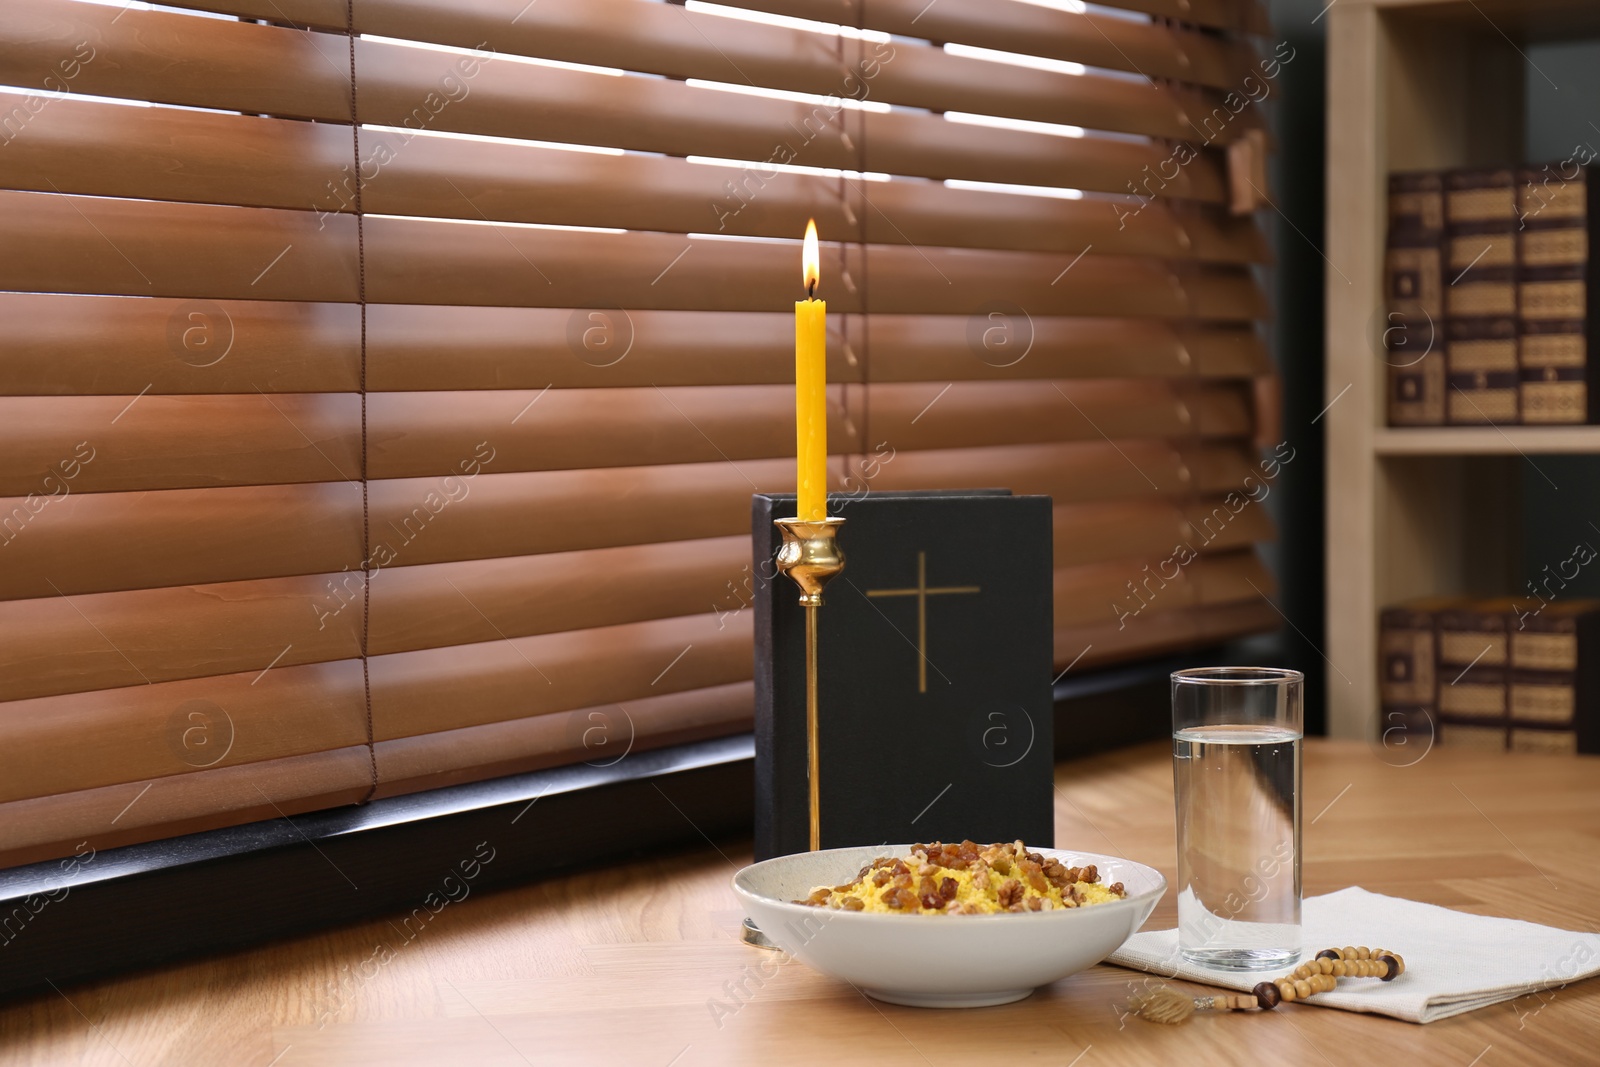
[1384,162,1594,425]
[1378,597,1598,753]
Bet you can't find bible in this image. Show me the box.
[752,491,1055,860]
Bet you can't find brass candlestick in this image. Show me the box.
[741,513,845,951]
[772,515,846,852]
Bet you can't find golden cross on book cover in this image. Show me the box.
[752,490,1055,860]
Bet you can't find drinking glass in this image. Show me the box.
[1171,667,1303,970]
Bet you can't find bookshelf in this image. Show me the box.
[1374,427,1600,455]
[1324,0,1600,737]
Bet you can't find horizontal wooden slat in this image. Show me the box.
[0,570,366,704]
[0,675,757,868]
[0,395,361,494]
[0,488,1276,704]
[0,745,374,870]
[0,295,1270,396]
[1099,0,1270,34]
[374,218,1265,318]
[0,459,794,601]
[0,190,360,303]
[860,440,1260,502]
[0,547,1271,803]
[374,611,753,742]
[0,295,361,396]
[0,538,750,702]
[0,0,1230,200]
[1056,597,1280,675]
[0,190,1266,319]
[371,680,755,798]
[0,439,1266,601]
[0,659,369,804]
[0,91,1269,263]
[1180,494,1277,552]
[865,381,1252,456]
[0,381,1252,494]
[367,309,1271,386]
[174,0,1262,143]
[0,479,365,602]
[0,609,753,802]
[711,0,1269,54]
[1054,548,1273,628]
[0,598,1277,868]
[1056,494,1275,568]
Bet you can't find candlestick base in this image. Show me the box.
[773,515,845,856]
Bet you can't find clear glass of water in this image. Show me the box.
[1171,667,1302,970]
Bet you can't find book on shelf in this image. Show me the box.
[1375,596,1599,754]
[1508,600,1600,754]
[1516,163,1594,424]
[1377,597,1452,748]
[1444,169,1520,425]
[1435,597,1513,748]
[1384,171,1446,426]
[1382,159,1600,425]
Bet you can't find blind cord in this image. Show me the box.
[835,11,870,489]
[346,0,379,803]
[851,11,869,469]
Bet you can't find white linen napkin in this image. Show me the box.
[1107,887,1600,1023]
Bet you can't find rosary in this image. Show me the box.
[1131,946,1407,1024]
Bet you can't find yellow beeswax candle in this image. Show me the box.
[795,218,827,521]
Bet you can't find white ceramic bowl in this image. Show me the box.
[733,844,1166,1008]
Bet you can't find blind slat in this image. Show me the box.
[0,295,360,397]
[0,2,1232,200]
[863,440,1259,501]
[0,382,1253,494]
[710,0,1269,49]
[0,493,1271,705]
[0,395,361,494]
[0,191,1266,318]
[0,673,752,866]
[373,680,755,799]
[0,610,754,803]
[0,296,1269,397]
[0,538,747,703]
[185,0,1258,92]
[0,91,1268,264]
[0,441,1262,602]
[0,189,1267,319]
[0,592,1277,869]
[170,0,1263,144]
[0,660,369,804]
[0,486,1273,703]
[0,480,366,602]
[1055,548,1272,628]
[0,746,374,870]
[0,548,1266,804]
[1054,597,1280,677]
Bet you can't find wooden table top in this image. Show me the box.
[2,739,1597,1066]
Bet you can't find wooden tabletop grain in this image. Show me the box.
[1,740,1597,1066]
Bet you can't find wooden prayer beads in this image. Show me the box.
[1130,946,1407,1024]
[1256,946,1405,1006]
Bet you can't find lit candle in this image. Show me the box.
[795,218,827,521]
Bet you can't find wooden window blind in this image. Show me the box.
[0,0,1279,867]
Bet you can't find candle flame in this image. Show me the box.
[802,218,819,297]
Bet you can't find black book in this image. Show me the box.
[752,490,1055,861]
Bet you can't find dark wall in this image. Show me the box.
[1261,0,1330,734]
[1519,41,1600,601]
